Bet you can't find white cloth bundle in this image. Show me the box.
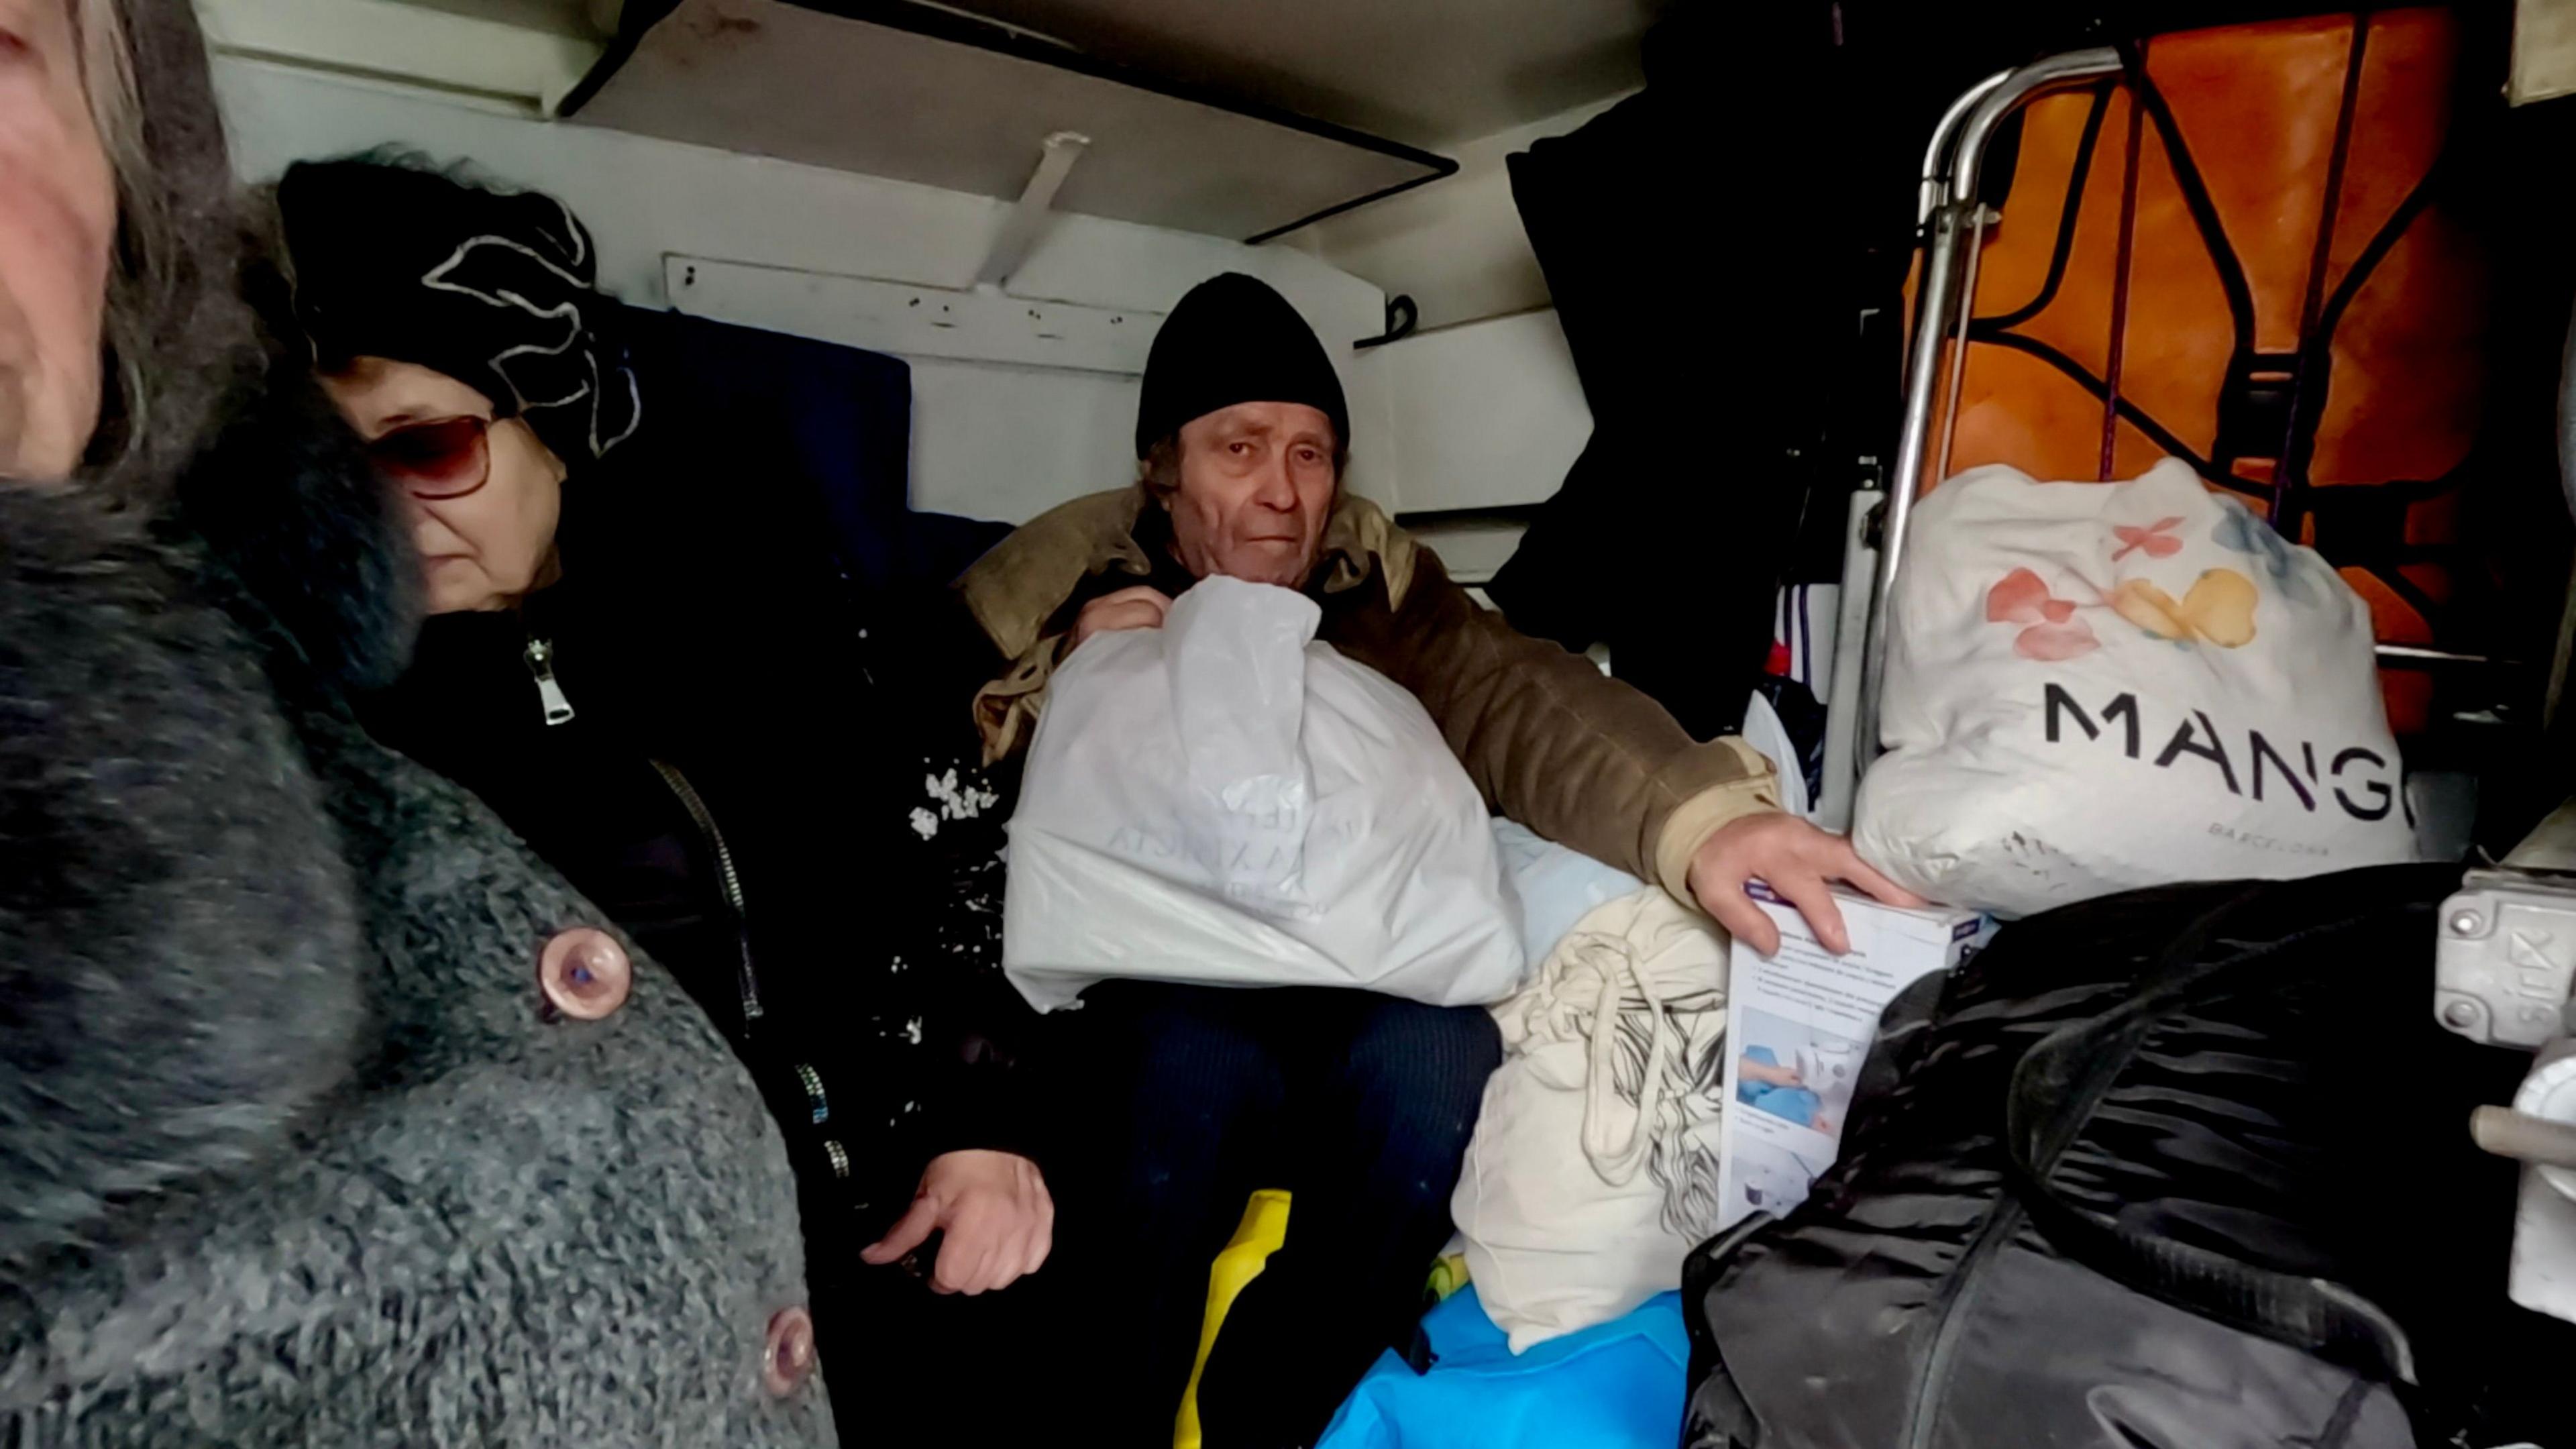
[1453,888,1729,1352]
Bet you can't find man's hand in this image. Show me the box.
[858,1149,1054,1295]
[1689,813,1923,957]
[1070,586,1173,650]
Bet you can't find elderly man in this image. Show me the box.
[959,274,1909,1444]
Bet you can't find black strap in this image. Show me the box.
[2114,40,2260,360]
[1998,896,2420,1386]
[1961,17,2460,639]
[1978,83,2116,333]
[2271,13,2371,528]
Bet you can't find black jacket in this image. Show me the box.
[355,443,1034,1373]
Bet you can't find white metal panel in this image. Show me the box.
[667,257,1163,375]
[1403,518,1527,586]
[570,0,1446,240]
[195,0,600,112]
[398,0,599,33]
[1384,310,1589,514]
[657,250,1400,523]
[663,254,1407,523]
[215,57,1387,325]
[942,0,1650,146]
[907,360,1141,523]
[229,0,1648,149]
[2513,0,2576,104]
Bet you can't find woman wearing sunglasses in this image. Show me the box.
[274,156,1052,1442]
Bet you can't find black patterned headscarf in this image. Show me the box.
[274,157,641,466]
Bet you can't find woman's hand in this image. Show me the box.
[1690,813,1923,957]
[1069,586,1173,650]
[859,1149,1054,1295]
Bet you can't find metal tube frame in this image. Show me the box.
[1853,47,2127,784]
[1916,70,2012,228]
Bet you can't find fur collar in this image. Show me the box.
[176,362,422,696]
[957,483,1418,663]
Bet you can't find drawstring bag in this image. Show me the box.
[1856,460,2419,918]
[1003,576,1525,1012]
[1454,889,1729,1351]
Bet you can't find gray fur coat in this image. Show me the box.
[0,427,839,1449]
[0,5,835,1444]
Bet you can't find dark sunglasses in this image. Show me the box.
[367,416,492,500]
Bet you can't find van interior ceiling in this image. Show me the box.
[129,0,2576,1442]
[191,0,1643,531]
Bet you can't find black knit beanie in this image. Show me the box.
[276,158,640,466]
[1133,274,1348,460]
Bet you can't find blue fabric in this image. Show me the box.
[1316,1287,1688,1449]
[1491,819,1644,967]
[1737,1044,1822,1128]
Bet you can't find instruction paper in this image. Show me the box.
[1715,884,1992,1230]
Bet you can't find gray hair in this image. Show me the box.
[1138,435,1185,502]
[70,0,151,466]
[67,0,262,508]
[73,0,146,187]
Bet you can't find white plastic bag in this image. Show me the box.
[1002,576,1525,1012]
[1453,888,1729,1352]
[1856,460,2420,919]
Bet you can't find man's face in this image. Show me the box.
[1164,400,1338,588]
[0,0,115,480]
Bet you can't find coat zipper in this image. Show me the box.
[523,636,576,726]
[649,761,843,1175]
[1900,1195,2027,1449]
[648,759,764,1030]
[1903,989,2147,1448]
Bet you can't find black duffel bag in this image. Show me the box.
[1683,865,2572,1449]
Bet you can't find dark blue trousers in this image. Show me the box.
[1040,981,1503,1448]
